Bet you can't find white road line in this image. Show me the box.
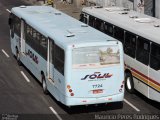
[20,71,30,82]
[6,9,11,13]
[1,49,10,58]
[49,107,63,120]
[124,99,140,112]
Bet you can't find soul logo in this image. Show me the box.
[81,72,113,80]
[26,49,38,64]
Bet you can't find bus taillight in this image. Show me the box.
[119,89,122,92]
[67,85,71,89]
[122,81,125,84]
[69,89,72,92]
[119,81,124,92]
[71,93,74,96]
[67,85,74,96]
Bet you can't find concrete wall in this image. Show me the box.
[73,0,85,8]
[155,0,160,18]
[78,0,134,9]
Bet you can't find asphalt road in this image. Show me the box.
[0,0,159,120]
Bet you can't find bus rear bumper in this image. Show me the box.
[64,93,124,106]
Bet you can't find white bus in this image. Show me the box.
[81,6,160,102]
[8,6,124,106]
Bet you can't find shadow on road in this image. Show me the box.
[63,102,123,114]
[134,90,160,110]
[48,94,123,114]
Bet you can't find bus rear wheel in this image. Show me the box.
[125,72,135,93]
[16,48,22,66]
[42,75,48,94]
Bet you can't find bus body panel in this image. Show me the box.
[10,34,20,55]
[149,87,160,102]
[24,44,47,82]
[64,43,124,105]
[9,6,124,106]
[46,78,61,102]
[124,55,149,97]
[149,68,160,101]
[64,92,124,106]
[70,66,123,98]
[81,6,160,102]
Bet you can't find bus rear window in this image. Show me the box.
[72,46,120,68]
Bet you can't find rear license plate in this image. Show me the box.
[93,89,103,94]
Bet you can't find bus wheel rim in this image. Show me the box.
[127,77,132,90]
[17,54,20,60]
[43,80,46,90]
[16,50,20,60]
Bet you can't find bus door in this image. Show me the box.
[47,38,54,82]
[20,19,26,54]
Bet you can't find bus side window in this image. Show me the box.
[54,45,64,75]
[114,26,124,44]
[104,22,114,37]
[94,19,104,32]
[26,25,32,46]
[14,15,21,37]
[9,13,14,38]
[136,37,150,65]
[39,35,47,60]
[79,13,84,22]
[89,16,95,27]
[94,19,100,30]
[31,29,37,50]
[35,32,40,52]
[80,13,87,24]
[124,32,136,58]
[150,43,160,70]
[100,22,105,32]
[8,13,13,28]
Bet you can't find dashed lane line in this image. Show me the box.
[49,107,63,120]
[124,98,140,112]
[2,49,10,58]
[20,71,30,83]
[6,9,11,13]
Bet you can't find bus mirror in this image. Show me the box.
[8,13,13,26]
[8,18,12,26]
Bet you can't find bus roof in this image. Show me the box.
[82,6,160,44]
[11,6,117,49]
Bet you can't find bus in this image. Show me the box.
[8,6,124,106]
[80,6,160,102]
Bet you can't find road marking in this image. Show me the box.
[2,49,10,58]
[6,9,11,13]
[20,71,30,82]
[49,107,62,120]
[124,99,140,112]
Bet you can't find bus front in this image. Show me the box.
[65,41,124,106]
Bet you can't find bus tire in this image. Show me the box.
[125,72,134,93]
[42,75,48,94]
[16,48,22,66]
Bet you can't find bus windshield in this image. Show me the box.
[72,46,120,68]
